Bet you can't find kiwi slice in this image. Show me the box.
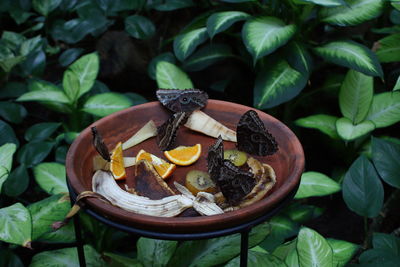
[223,149,247,167]
[185,170,216,195]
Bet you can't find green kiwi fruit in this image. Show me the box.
[223,149,247,167]
[185,170,216,195]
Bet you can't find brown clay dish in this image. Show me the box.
[66,100,305,233]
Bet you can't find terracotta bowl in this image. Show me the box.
[66,100,304,233]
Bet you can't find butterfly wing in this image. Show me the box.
[157,112,188,151]
[237,110,278,156]
[207,135,224,181]
[91,126,111,161]
[156,89,208,113]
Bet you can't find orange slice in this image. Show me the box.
[136,149,176,179]
[164,144,201,166]
[110,142,126,180]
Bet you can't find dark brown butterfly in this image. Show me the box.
[236,110,278,156]
[156,89,208,113]
[91,126,111,161]
[207,135,224,182]
[157,112,188,151]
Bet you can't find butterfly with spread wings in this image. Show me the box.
[156,89,208,113]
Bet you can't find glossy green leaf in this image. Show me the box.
[372,137,400,188]
[137,238,177,266]
[25,122,61,142]
[32,0,62,16]
[152,0,194,11]
[183,44,233,71]
[206,11,250,38]
[376,34,400,63]
[83,92,132,117]
[359,248,400,265]
[372,233,400,255]
[366,91,400,128]
[0,102,27,124]
[33,162,67,195]
[394,75,400,91]
[220,0,256,2]
[0,143,17,192]
[342,155,384,217]
[260,215,299,251]
[148,52,176,80]
[336,117,375,141]
[0,55,25,73]
[103,252,143,267]
[273,240,299,267]
[295,0,345,6]
[254,60,305,109]
[125,15,155,39]
[173,28,209,61]
[283,203,324,224]
[286,41,313,75]
[225,250,286,266]
[327,238,359,267]
[17,80,70,104]
[19,36,42,56]
[156,61,194,89]
[0,120,19,147]
[0,203,31,247]
[339,70,373,124]
[28,194,75,242]
[295,171,341,199]
[19,50,46,77]
[297,227,334,267]
[124,93,148,106]
[17,141,54,167]
[3,165,29,197]
[313,40,383,77]
[319,0,384,26]
[168,222,270,267]
[62,52,99,103]
[0,82,27,99]
[30,245,106,267]
[59,48,84,67]
[242,17,296,64]
[2,31,25,50]
[295,114,339,139]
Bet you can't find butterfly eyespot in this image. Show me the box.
[180,97,190,104]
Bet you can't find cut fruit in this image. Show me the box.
[223,149,247,167]
[136,149,176,179]
[110,142,126,180]
[164,144,202,166]
[185,170,216,195]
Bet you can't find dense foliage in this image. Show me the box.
[1,0,400,266]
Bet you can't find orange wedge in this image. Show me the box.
[110,142,126,180]
[136,149,176,179]
[164,144,201,166]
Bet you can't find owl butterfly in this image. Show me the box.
[156,89,208,113]
[207,136,256,204]
[157,112,188,151]
[236,110,278,156]
[91,126,111,161]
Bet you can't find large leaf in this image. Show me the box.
[125,15,155,39]
[148,52,176,80]
[366,91,400,128]
[313,40,383,77]
[30,245,106,267]
[394,75,400,91]
[137,238,177,267]
[295,114,339,139]
[152,0,194,11]
[283,203,324,224]
[375,33,400,63]
[58,48,84,67]
[327,238,359,267]
[33,162,68,195]
[0,120,19,147]
[83,92,132,117]
[2,165,29,197]
[285,41,313,75]
[0,203,31,247]
[25,122,61,142]
[242,17,296,64]
[168,222,270,267]
[225,250,285,266]
[183,44,233,71]
[0,102,27,124]
[32,0,62,16]
[173,28,209,62]
[254,60,306,109]
[372,137,400,188]
[103,252,143,267]
[156,61,194,89]
[336,117,375,141]
[297,227,334,267]
[372,233,400,255]
[294,171,341,199]
[295,0,346,6]
[359,248,400,265]
[206,11,250,38]
[260,215,299,251]
[28,193,75,242]
[16,141,54,167]
[17,89,70,104]
[0,81,27,99]
[319,0,384,26]
[342,155,384,217]
[339,69,373,124]
[273,240,299,267]
[0,143,17,192]
[62,52,99,103]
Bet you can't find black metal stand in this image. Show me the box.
[68,181,297,267]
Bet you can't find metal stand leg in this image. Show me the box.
[73,215,86,267]
[240,228,250,267]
